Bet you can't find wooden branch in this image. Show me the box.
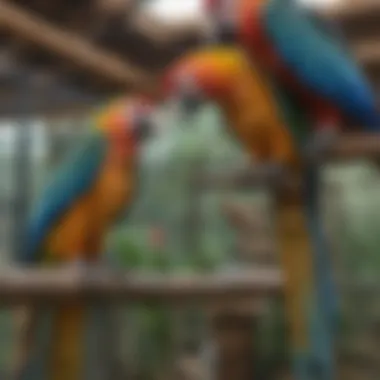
[0,81,106,116]
[329,133,380,159]
[0,268,283,305]
[96,0,135,13]
[199,133,380,190]
[0,0,154,91]
[126,2,380,49]
[353,40,380,67]
[322,1,380,21]
[130,12,205,45]
[0,268,375,306]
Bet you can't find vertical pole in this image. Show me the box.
[11,118,31,262]
[171,156,205,380]
[183,156,205,256]
[211,313,255,380]
[10,116,33,380]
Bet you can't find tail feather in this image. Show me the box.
[14,304,86,380]
[277,186,336,380]
[302,164,340,331]
[301,164,337,380]
[48,304,86,380]
[14,303,120,380]
[15,308,53,380]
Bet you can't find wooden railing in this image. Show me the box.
[0,267,283,305]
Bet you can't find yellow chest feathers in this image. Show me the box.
[222,72,297,165]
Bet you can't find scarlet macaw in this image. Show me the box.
[15,95,155,380]
[154,46,336,380]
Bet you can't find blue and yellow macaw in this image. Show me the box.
[154,46,336,380]
[14,95,155,380]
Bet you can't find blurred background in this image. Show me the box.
[1,0,380,379]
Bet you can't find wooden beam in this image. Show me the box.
[198,133,380,190]
[130,12,205,45]
[330,133,380,159]
[96,0,135,13]
[0,268,283,305]
[353,40,380,67]
[127,3,379,47]
[0,79,106,117]
[0,0,154,91]
[323,1,380,21]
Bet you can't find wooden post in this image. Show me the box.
[211,311,256,380]
[205,202,273,380]
[0,0,153,90]
[11,119,32,262]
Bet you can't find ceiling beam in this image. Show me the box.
[323,1,380,20]
[128,2,380,47]
[130,12,205,45]
[0,0,155,92]
[0,72,108,117]
[353,40,380,67]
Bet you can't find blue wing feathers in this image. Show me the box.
[263,0,380,130]
[20,132,107,264]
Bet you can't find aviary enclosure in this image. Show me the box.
[0,1,380,380]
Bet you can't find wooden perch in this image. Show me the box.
[126,2,380,52]
[0,268,283,305]
[329,133,380,159]
[0,0,154,91]
[199,133,380,190]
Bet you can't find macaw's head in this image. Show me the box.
[161,48,242,118]
[96,95,156,156]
